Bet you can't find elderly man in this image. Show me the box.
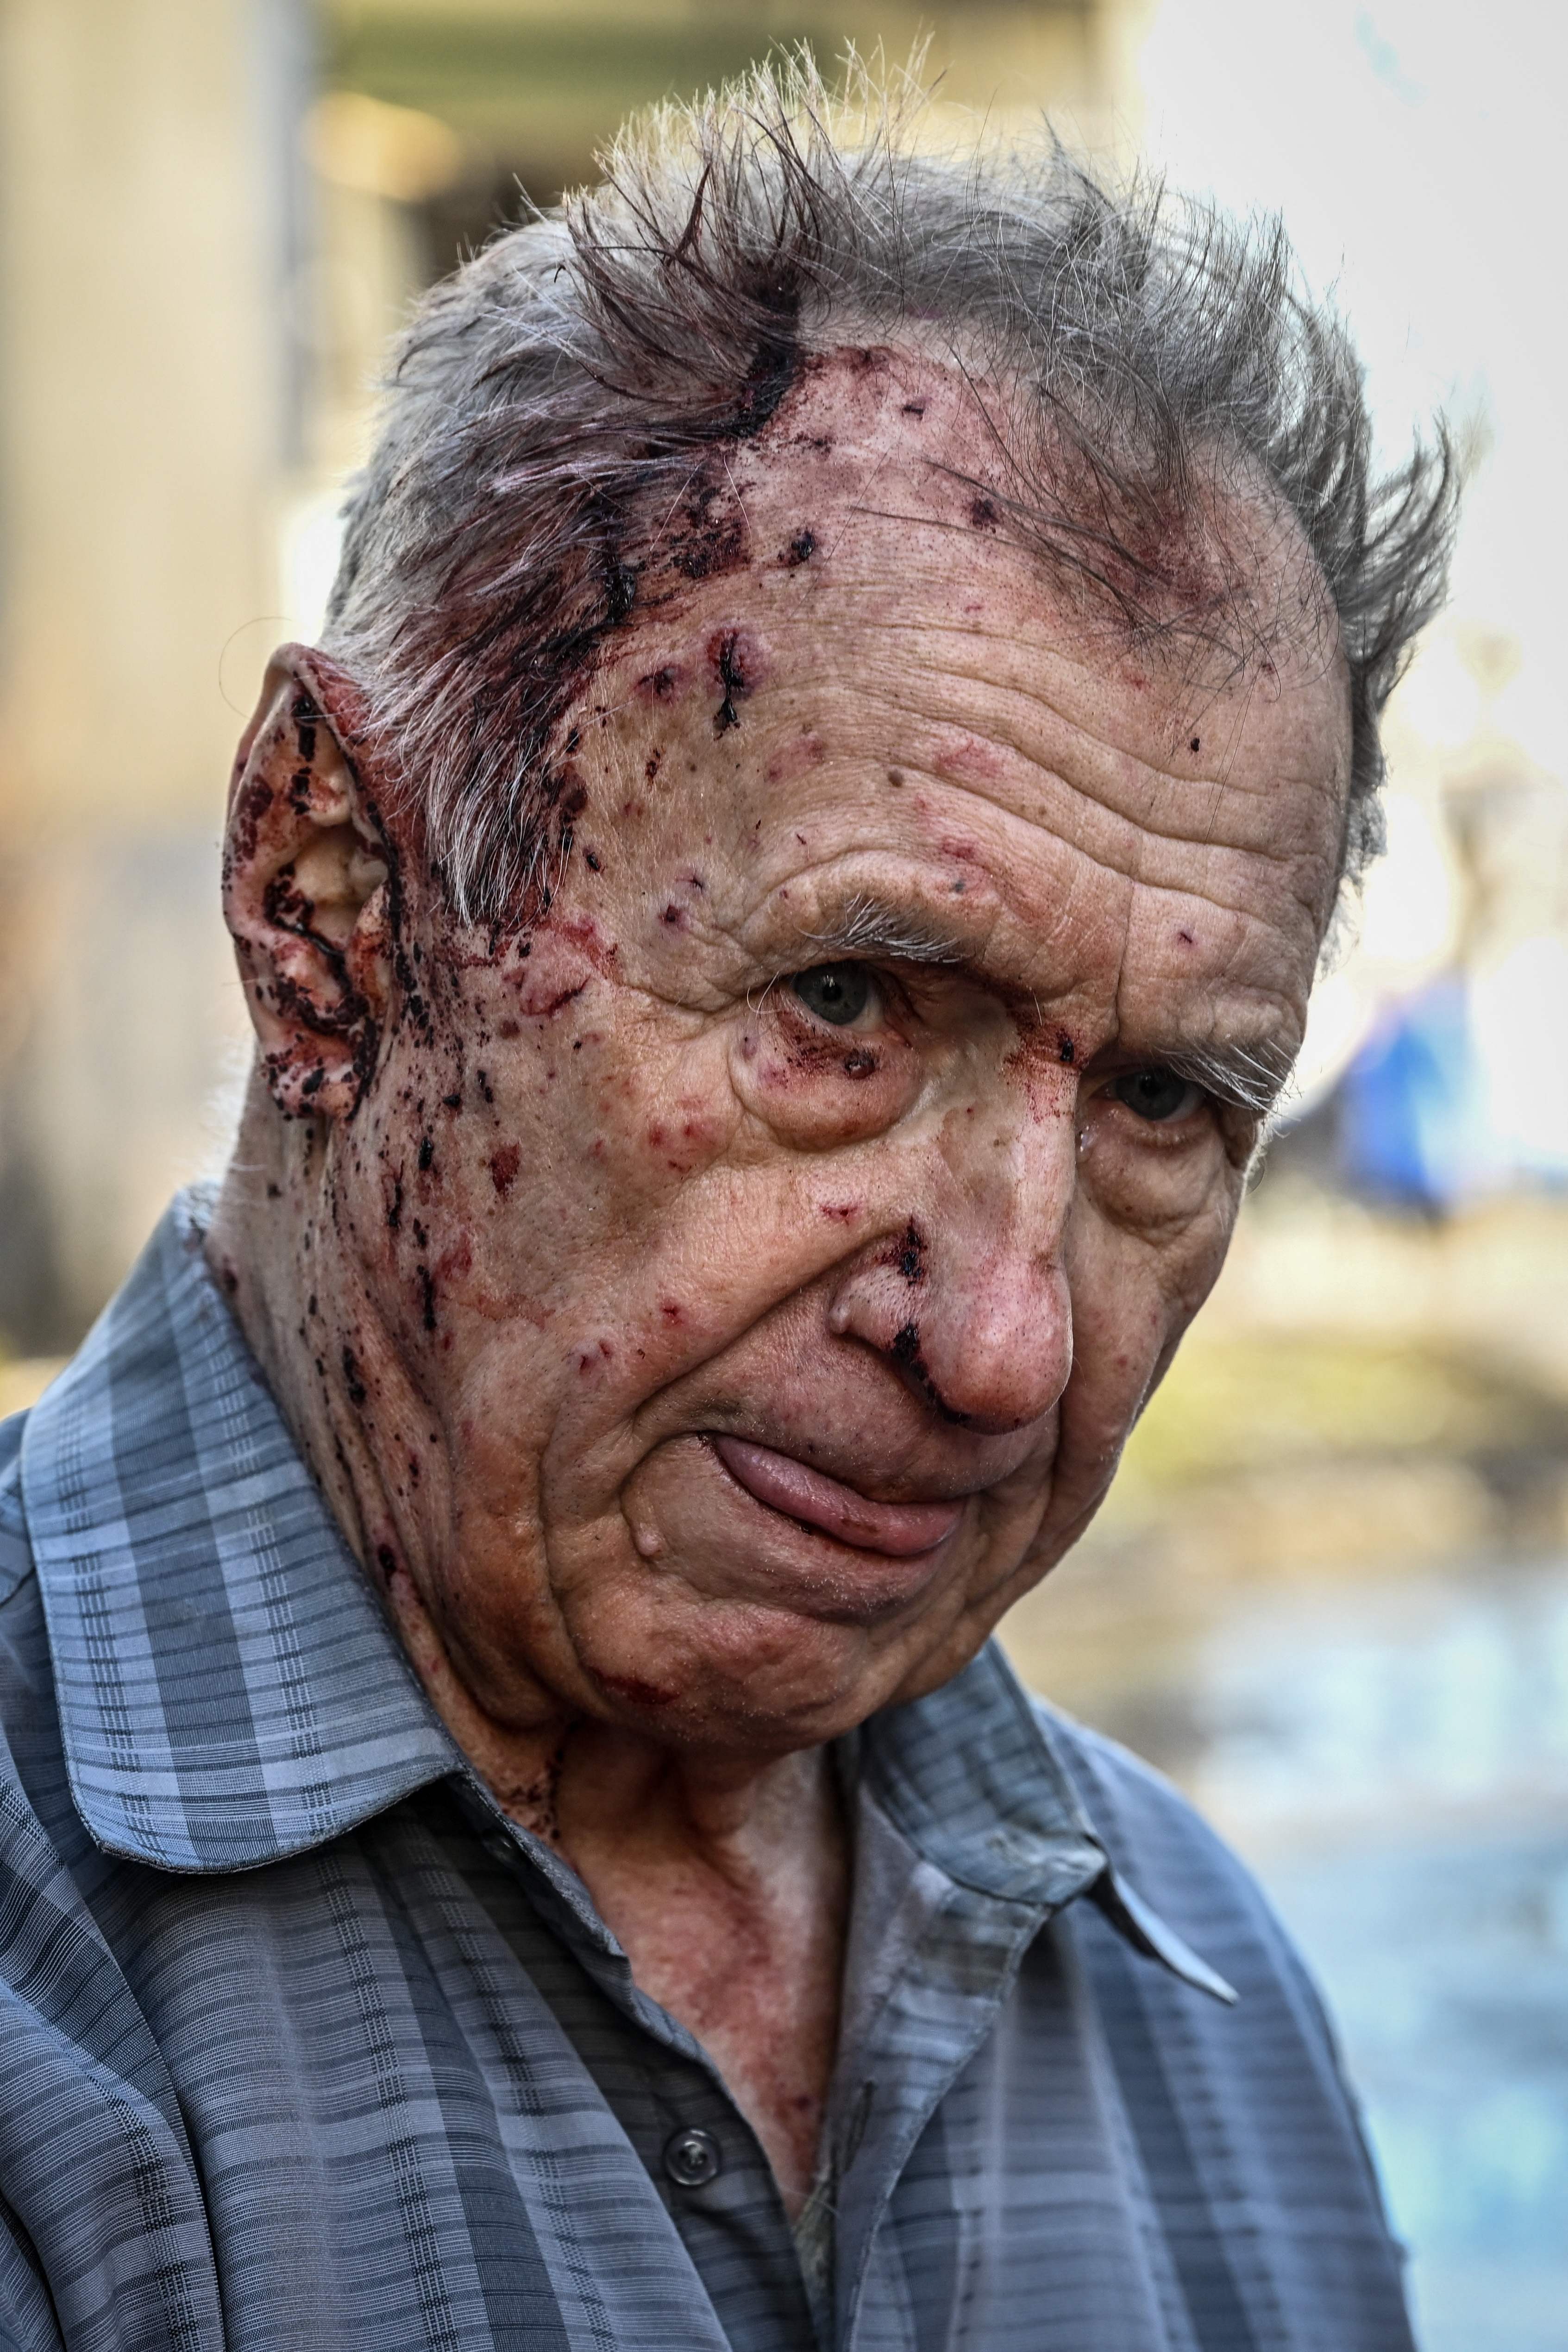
[0,68,1449,2352]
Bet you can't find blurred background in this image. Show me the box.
[0,3,1563,2344]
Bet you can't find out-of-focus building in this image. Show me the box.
[0,0,312,1349]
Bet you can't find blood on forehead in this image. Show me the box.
[607,342,1333,733]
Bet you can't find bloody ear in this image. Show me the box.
[224,645,394,1120]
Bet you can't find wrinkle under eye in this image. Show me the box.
[1108,1069,1204,1123]
[791,964,873,1027]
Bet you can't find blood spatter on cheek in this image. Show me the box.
[495,914,620,1022]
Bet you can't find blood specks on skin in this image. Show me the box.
[1177,928,1196,947]
[896,1221,926,1282]
[597,1673,676,1711]
[901,400,926,417]
[890,1319,969,1427]
[969,496,999,529]
[783,529,816,568]
[1058,1034,1075,1066]
[520,980,589,1017]
[669,465,750,581]
[637,665,681,701]
[820,1201,861,1222]
[489,1144,521,1197]
[710,629,758,735]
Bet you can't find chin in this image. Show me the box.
[567,1577,964,1752]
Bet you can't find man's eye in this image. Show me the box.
[1107,1068,1204,1123]
[790,963,874,1027]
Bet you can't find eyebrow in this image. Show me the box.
[787,890,1298,1118]
[799,891,971,966]
[1160,1035,1298,1117]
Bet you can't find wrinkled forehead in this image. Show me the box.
[573,346,1348,863]
[626,341,1341,704]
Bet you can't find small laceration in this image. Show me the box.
[712,631,750,735]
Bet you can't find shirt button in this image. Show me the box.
[663,2125,722,2189]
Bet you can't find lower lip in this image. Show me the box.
[709,1434,964,1557]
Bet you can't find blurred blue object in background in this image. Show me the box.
[1339,976,1489,1214]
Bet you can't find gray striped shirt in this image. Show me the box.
[0,1194,1415,2349]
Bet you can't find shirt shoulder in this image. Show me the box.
[0,1411,100,1878]
[0,1410,31,1606]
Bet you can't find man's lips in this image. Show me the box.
[709,1434,964,1557]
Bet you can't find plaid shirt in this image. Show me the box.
[0,1193,1415,2352]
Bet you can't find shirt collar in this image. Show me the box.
[18,1189,1232,2001]
[20,1188,461,1871]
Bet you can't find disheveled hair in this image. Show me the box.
[323,50,1457,926]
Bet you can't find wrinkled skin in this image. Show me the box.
[208,349,1351,2208]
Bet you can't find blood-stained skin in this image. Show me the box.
[206,346,1350,2210]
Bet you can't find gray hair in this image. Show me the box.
[323,53,1457,927]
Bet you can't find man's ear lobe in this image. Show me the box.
[224,646,394,1121]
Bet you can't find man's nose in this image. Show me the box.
[826,1105,1075,1436]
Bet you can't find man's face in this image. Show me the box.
[310,352,1349,1757]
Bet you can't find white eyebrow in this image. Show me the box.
[1162,1035,1298,1117]
[799,891,970,965]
